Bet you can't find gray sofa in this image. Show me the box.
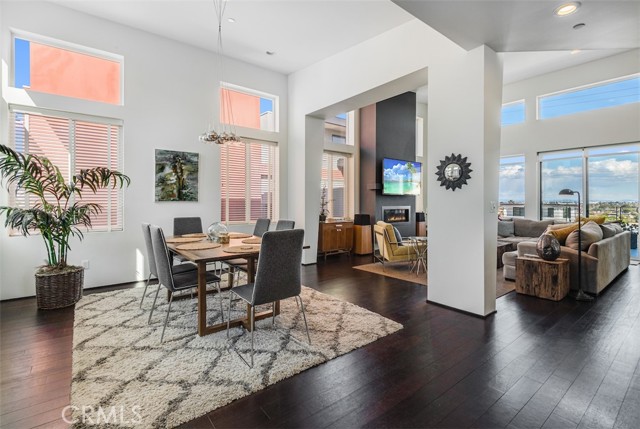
[501,218,631,295]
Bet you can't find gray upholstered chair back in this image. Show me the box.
[173,217,202,236]
[141,223,158,278]
[275,220,295,230]
[253,218,271,237]
[252,229,304,305]
[150,225,177,292]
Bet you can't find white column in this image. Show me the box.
[427,45,503,316]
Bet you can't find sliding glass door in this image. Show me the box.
[539,144,639,259]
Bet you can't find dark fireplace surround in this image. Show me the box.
[359,92,417,237]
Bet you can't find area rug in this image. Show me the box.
[354,263,516,298]
[354,262,427,286]
[70,285,402,428]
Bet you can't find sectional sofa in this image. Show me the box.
[500,218,631,295]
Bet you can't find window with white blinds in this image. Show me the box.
[9,107,124,232]
[220,139,278,224]
[321,152,350,218]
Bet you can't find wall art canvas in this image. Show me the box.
[155,149,199,201]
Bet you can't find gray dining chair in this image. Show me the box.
[171,217,203,263]
[275,219,295,230]
[253,218,271,237]
[225,218,271,284]
[140,223,197,309]
[148,225,223,342]
[226,229,310,367]
[173,217,203,236]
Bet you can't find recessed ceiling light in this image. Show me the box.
[266,51,275,56]
[573,23,586,30]
[554,2,581,16]
[227,17,235,23]
[571,49,581,54]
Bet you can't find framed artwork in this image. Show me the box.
[155,149,199,201]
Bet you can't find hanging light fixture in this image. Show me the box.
[199,0,241,145]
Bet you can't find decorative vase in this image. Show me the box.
[35,266,84,310]
[207,222,229,243]
[319,214,327,222]
[536,234,561,261]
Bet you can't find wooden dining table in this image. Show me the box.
[167,236,279,337]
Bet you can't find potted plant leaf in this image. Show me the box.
[0,144,130,309]
[319,185,330,222]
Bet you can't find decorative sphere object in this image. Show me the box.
[536,234,561,261]
[207,222,229,243]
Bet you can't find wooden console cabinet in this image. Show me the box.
[318,221,353,260]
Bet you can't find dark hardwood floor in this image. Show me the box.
[1,255,639,429]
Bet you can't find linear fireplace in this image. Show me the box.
[382,206,410,224]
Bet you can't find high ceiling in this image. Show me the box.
[51,0,638,84]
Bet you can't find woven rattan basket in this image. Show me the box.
[35,266,84,310]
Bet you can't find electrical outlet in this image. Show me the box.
[490,201,497,213]
[82,260,90,269]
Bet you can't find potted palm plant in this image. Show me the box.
[0,144,130,309]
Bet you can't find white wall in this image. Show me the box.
[288,19,465,265]
[501,49,640,219]
[288,19,503,316]
[0,1,288,299]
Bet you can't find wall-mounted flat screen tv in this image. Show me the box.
[382,158,422,195]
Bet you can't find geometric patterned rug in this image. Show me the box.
[70,285,403,428]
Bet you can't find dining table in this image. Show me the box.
[166,235,278,337]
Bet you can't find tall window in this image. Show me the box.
[498,155,525,217]
[320,152,350,218]
[501,100,525,126]
[13,33,123,105]
[539,145,639,224]
[538,74,640,120]
[220,83,278,132]
[220,139,278,224]
[9,107,124,231]
[540,150,583,220]
[324,112,354,146]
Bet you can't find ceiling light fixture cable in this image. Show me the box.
[200,0,241,145]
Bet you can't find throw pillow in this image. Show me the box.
[600,223,617,239]
[498,220,515,237]
[576,215,607,225]
[548,223,580,245]
[545,222,578,232]
[565,221,604,251]
[393,226,404,245]
[608,223,624,235]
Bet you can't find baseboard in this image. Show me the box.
[426,299,497,319]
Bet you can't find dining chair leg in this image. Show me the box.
[148,284,162,324]
[297,295,311,345]
[216,281,224,322]
[160,294,174,343]
[140,273,152,308]
[250,305,255,368]
[226,291,233,338]
[272,302,276,325]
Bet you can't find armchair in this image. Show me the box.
[373,221,417,271]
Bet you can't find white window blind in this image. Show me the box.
[220,139,278,224]
[321,152,350,218]
[9,107,124,232]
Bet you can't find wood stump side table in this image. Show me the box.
[515,256,570,301]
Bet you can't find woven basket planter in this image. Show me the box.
[35,266,84,310]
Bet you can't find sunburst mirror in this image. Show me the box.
[435,153,472,191]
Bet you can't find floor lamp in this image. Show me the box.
[559,189,594,301]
